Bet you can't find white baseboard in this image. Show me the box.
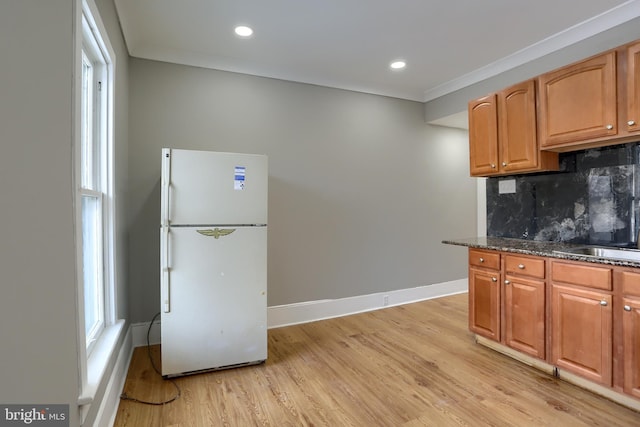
[130,279,468,347]
[131,319,162,347]
[268,279,468,329]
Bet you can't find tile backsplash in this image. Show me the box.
[487,142,640,246]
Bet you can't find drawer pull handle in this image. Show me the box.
[518,264,525,269]
[504,280,510,285]
[479,258,484,263]
[600,300,608,307]
[628,120,636,126]
[624,305,632,312]
[492,277,497,282]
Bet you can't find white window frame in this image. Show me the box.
[75,0,121,415]
[81,18,108,354]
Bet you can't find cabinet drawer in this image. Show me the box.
[617,270,640,296]
[469,249,500,270]
[505,254,545,279]
[551,261,612,290]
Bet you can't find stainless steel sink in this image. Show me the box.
[553,246,640,262]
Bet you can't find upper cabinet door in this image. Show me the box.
[627,41,640,134]
[468,81,557,177]
[539,51,618,148]
[468,94,499,176]
[498,80,538,173]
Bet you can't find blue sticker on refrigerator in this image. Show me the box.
[234,166,246,190]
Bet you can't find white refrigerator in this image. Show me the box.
[160,148,268,377]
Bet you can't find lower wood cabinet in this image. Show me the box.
[622,296,640,398]
[467,249,640,407]
[550,260,613,386]
[504,253,546,359]
[468,249,500,341]
[468,250,546,358]
[505,275,545,359]
[616,269,640,399]
[551,284,613,386]
[469,268,500,340]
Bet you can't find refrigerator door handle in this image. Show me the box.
[161,226,171,313]
[161,149,171,227]
[161,149,172,313]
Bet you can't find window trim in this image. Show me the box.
[80,24,107,354]
[74,0,119,417]
[79,0,113,356]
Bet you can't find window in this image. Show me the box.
[76,3,123,419]
[79,6,114,357]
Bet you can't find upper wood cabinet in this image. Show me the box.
[626,41,640,134]
[539,40,640,150]
[469,80,558,177]
[466,38,640,166]
[468,94,499,176]
[538,51,617,147]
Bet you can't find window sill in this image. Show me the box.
[78,319,125,406]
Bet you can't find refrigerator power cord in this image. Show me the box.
[120,312,182,405]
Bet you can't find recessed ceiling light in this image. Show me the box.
[390,60,406,70]
[234,26,253,37]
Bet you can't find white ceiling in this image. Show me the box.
[114,0,640,103]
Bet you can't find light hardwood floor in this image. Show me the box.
[114,293,640,426]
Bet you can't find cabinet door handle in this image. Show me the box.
[624,305,632,311]
[492,277,497,282]
[490,164,496,169]
[628,120,636,126]
[504,280,510,285]
[479,257,484,263]
[600,300,608,306]
[518,264,525,269]
[606,124,614,130]
[502,162,507,167]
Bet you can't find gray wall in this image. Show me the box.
[0,0,129,424]
[128,58,476,323]
[0,1,78,421]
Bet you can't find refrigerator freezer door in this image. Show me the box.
[161,226,267,376]
[163,149,268,226]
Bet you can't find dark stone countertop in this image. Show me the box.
[442,236,640,268]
